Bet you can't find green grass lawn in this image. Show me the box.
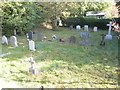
[0,27,119,88]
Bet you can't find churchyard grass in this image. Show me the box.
[0,27,119,88]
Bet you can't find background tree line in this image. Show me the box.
[0,0,119,36]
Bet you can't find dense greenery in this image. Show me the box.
[1,27,119,88]
[1,2,41,36]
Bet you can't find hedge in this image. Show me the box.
[61,17,120,30]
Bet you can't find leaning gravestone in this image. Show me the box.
[10,36,18,47]
[105,21,112,39]
[69,36,76,44]
[37,33,42,41]
[28,31,33,40]
[80,40,92,46]
[76,25,81,31]
[84,25,88,31]
[2,35,8,45]
[29,40,36,51]
[93,26,98,32]
[80,32,89,38]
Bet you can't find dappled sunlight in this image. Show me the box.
[42,22,52,29]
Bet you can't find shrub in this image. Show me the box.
[62,17,111,30]
[1,2,41,36]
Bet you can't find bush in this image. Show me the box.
[62,17,111,30]
[1,2,41,36]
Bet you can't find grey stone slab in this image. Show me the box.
[80,40,92,46]
[80,32,90,38]
[10,36,18,47]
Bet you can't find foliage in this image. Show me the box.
[1,2,41,36]
[0,27,119,88]
[62,17,110,30]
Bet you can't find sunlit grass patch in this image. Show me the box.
[0,27,119,88]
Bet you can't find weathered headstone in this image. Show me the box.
[37,33,42,41]
[20,57,38,75]
[69,25,73,30]
[93,26,98,32]
[84,25,88,31]
[76,25,81,31]
[80,32,89,38]
[100,34,106,46]
[2,35,8,45]
[80,40,92,46]
[105,21,112,39]
[69,36,76,44]
[29,40,36,51]
[28,31,33,40]
[10,36,18,47]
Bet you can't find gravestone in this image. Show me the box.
[80,32,89,38]
[29,40,36,51]
[105,21,112,39]
[10,36,18,47]
[69,36,76,44]
[84,25,88,31]
[28,31,33,40]
[100,34,106,46]
[37,33,42,41]
[76,25,81,31]
[69,25,73,30]
[20,57,38,75]
[80,40,92,46]
[0,52,12,58]
[2,35,8,45]
[93,27,97,32]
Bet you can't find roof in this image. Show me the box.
[86,11,105,16]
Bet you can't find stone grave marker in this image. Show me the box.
[100,34,106,46]
[28,31,33,40]
[29,40,36,51]
[105,21,112,39]
[37,33,42,41]
[10,36,18,47]
[93,26,98,32]
[76,25,81,31]
[69,36,76,44]
[0,52,12,58]
[80,40,92,46]
[20,57,39,75]
[2,35,8,45]
[69,25,73,30]
[84,25,88,31]
[80,32,89,38]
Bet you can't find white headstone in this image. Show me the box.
[76,25,81,31]
[105,21,112,39]
[84,25,88,31]
[29,40,36,51]
[2,35,8,45]
[10,36,18,47]
[93,27,97,32]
